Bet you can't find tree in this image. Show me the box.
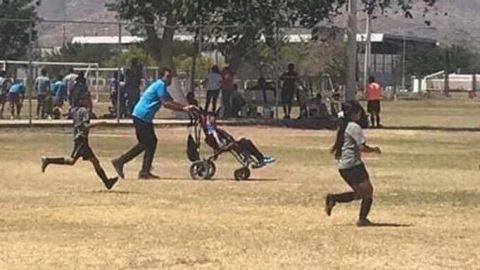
[107,0,219,70]
[108,0,438,73]
[0,0,39,60]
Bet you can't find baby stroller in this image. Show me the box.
[186,110,268,181]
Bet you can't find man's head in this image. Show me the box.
[41,68,48,76]
[161,68,173,86]
[287,63,295,72]
[68,68,75,74]
[368,76,375,84]
[0,70,6,77]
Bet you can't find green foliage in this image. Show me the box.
[46,43,116,64]
[0,0,38,60]
[102,46,155,68]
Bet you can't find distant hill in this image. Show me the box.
[37,0,480,48]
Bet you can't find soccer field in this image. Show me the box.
[1,125,479,269]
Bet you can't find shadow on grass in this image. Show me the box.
[88,190,142,195]
[360,222,413,228]
[121,177,279,182]
[339,222,413,228]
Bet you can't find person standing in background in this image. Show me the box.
[8,80,25,119]
[280,63,299,119]
[126,58,144,116]
[204,65,223,113]
[34,68,51,119]
[221,67,235,118]
[63,68,78,107]
[0,70,12,119]
[364,76,383,128]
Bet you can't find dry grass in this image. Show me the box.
[1,126,480,269]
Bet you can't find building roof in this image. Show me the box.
[356,33,437,45]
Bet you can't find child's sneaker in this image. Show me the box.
[253,156,276,169]
[263,156,276,164]
[41,157,49,173]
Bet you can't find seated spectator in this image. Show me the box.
[308,93,330,119]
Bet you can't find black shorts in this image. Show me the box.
[281,89,294,105]
[0,94,6,104]
[339,163,370,186]
[71,137,95,161]
[367,100,381,114]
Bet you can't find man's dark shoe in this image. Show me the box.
[138,172,160,180]
[111,159,125,179]
[103,177,119,190]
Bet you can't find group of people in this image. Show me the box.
[0,70,25,119]
[34,68,92,120]
[39,67,382,226]
[203,66,236,117]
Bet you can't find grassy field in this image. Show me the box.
[1,124,480,269]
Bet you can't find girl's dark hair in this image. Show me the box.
[331,101,362,159]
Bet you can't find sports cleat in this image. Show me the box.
[111,159,125,179]
[325,194,336,216]
[41,157,49,173]
[103,177,119,190]
[138,172,160,180]
[356,218,374,227]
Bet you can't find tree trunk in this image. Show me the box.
[224,29,258,74]
[143,14,177,72]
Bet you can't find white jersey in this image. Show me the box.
[205,72,222,91]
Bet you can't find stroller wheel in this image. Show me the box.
[206,160,216,179]
[190,161,211,180]
[234,167,251,181]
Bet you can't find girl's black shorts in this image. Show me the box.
[339,163,370,186]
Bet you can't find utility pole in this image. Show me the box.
[346,0,358,101]
[362,11,372,94]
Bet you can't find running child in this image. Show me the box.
[203,112,275,167]
[325,101,381,227]
[8,80,25,119]
[41,92,118,190]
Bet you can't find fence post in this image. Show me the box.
[27,22,34,126]
[116,22,122,124]
[274,23,280,120]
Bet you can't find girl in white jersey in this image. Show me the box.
[325,101,381,226]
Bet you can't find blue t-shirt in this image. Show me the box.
[9,83,25,95]
[52,81,66,99]
[132,79,172,123]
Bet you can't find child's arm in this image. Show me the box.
[360,144,381,154]
[85,121,107,130]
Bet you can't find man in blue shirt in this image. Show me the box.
[9,80,25,119]
[112,69,196,179]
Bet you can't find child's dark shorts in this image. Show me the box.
[71,137,95,160]
[339,163,370,186]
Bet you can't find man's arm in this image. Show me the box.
[163,100,196,113]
